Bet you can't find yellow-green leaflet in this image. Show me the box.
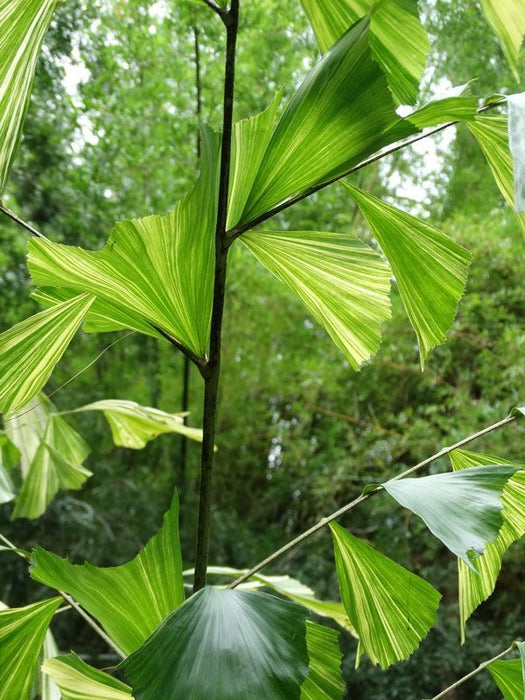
[31,493,185,655]
[301,622,344,700]
[489,644,525,700]
[300,0,429,105]
[479,0,525,82]
[4,395,91,520]
[0,598,61,700]
[43,654,133,700]
[0,294,94,415]
[343,182,471,366]
[121,588,310,700]
[65,399,203,449]
[227,96,281,230]
[239,17,399,225]
[28,127,221,360]
[330,522,441,669]
[450,450,525,643]
[241,230,391,369]
[0,0,58,191]
[34,631,60,700]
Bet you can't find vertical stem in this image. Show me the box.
[193,0,239,593]
[179,26,204,501]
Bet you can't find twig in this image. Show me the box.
[0,204,46,239]
[228,412,519,588]
[152,324,207,374]
[427,644,515,700]
[193,0,240,593]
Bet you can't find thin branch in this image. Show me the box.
[0,204,46,239]
[201,0,225,18]
[226,99,505,243]
[428,644,516,700]
[59,591,124,658]
[152,324,208,375]
[0,533,124,657]
[228,412,519,588]
[193,0,240,593]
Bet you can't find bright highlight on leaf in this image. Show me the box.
[479,0,525,82]
[0,0,58,191]
[508,93,525,214]
[241,230,391,369]
[28,127,221,360]
[330,522,441,669]
[43,653,133,700]
[31,493,185,655]
[343,182,471,366]
[383,465,518,569]
[302,622,344,700]
[240,17,399,224]
[449,450,525,642]
[489,643,525,700]
[66,399,203,449]
[4,395,91,520]
[301,0,429,105]
[122,588,310,700]
[0,597,61,700]
[0,294,94,415]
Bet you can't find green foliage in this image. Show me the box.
[31,494,184,655]
[122,588,310,700]
[0,597,61,700]
[301,622,344,700]
[43,653,133,700]
[330,522,441,669]
[488,644,525,700]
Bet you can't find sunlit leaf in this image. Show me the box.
[34,630,60,700]
[28,127,221,359]
[330,522,440,668]
[479,0,525,81]
[449,450,525,642]
[302,622,344,700]
[301,0,429,104]
[241,230,391,368]
[5,395,91,520]
[122,588,310,700]
[0,597,61,700]
[508,93,525,213]
[227,97,281,230]
[43,653,133,700]
[31,493,184,655]
[65,399,203,449]
[467,114,525,229]
[343,182,471,365]
[0,294,94,415]
[0,0,58,191]
[383,466,518,569]
[240,17,399,224]
[0,434,16,504]
[189,566,356,634]
[489,643,525,700]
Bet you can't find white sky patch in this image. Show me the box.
[149,1,169,20]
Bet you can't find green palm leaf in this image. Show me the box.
[28,127,221,359]
[330,522,441,668]
[0,597,61,700]
[479,0,525,81]
[5,395,91,519]
[0,294,94,415]
[121,588,310,700]
[302,622,344,700]
[30,493,184,655]
[43,653,133,700]
[449,450,525,642]
[0,0,58,191]
[383,466,518,569]
[239,17,399,224]
[343,182,471,365]
[300,0,429,105]
[241,230,391,368]
[65,399,203,449]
